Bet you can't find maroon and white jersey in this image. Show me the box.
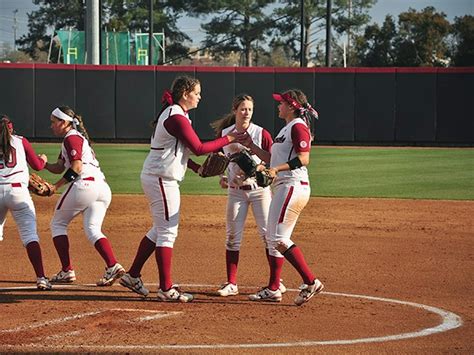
[0,135,45,184]
[222,123,272,187]
[142,104,191,181]
[270,118,311,183]
[0,135,29,184]
[60,129,105,180]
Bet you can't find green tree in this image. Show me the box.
[17,0,85,61]
[184,0,276,66]
[17,0,190,63]
[354,15,396,66]
[272,0,376,67]
[332,0,377,66]
[450,15,474,66]
[393,6,451,66]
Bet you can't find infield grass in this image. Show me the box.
[32,143,474,200]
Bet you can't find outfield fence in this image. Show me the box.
[1,64,472,145]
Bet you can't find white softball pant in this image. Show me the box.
[225,185,271,251]
[266,181,311,258]
[51,178,111,245]
[0,183,39,246]
[141,173,180,248]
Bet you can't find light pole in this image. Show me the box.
[149,0,153,65]
[13,9,18,51]
[300,0,304,67]
[325,0,332,67]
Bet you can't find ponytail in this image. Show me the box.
[0,115,13,162]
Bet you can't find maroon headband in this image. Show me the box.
[272,92,303,111]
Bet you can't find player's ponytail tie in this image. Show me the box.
[161,90,173,105]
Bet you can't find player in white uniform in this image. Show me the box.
[0,115,51,290]
[45,106,125,286]
[210,94,284,297]
[120,76,242,302]
[246,90,324,306]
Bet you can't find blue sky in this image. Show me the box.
[0,0,473,51]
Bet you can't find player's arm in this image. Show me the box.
[22,138,46,171]
[45,156,65,174]
[269,123,311,174]
[187,158,201,174]
[51,160,82,191]
[239,129,272,164]
[49,135,84,191]
[164,115,240,155]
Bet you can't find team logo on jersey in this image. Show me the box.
[300,141,308,149]
[274,136,286,143]
[70,149,77,157]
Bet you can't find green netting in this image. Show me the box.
[101,31,130,64]
[57,30,85,64]
[56,30,132,65]
[134,33,165,65]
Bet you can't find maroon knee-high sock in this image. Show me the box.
[268,255,284,291]
[26,241,45,278]
[128,236,156,277]
[284,245,315,285]
[94,238,117,268]
[53,235,72,271]
[156,246,173,291]
[226,250,239,285]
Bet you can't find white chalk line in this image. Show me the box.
[0,308,181,335]
[0,283,463,350]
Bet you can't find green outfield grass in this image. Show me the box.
[32,143,474,200]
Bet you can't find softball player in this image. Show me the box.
[210,94,287,297]
[247,90,324,306]
[120,76,241,302]
[45,106,125,286]
[0,115,51,290]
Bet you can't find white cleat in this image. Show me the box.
[217,282,239,297]
[119,273,149,297]
[36,277,52,290]
[97,263,125,286]
[294,279,324,306]
[248,287,282,302]
[157,285,193,303]
[51,269,76,283]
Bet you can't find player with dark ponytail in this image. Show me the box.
[45,106,125,286]
[0,115,52,290]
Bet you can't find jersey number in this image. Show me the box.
[0,147,17,169]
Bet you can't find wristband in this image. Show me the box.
[287,157,303,170]
[63,168,79,182]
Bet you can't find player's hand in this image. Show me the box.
[235,131,253,147]
[38,154,48,163]
[219,175,228,189]
[227,130,247,143]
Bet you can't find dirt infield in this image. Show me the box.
[0,195,473,353]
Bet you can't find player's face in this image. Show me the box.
[234,100,253,124]
[50,116,69,137]
[182,84,201,111]
[277,101,294,120]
